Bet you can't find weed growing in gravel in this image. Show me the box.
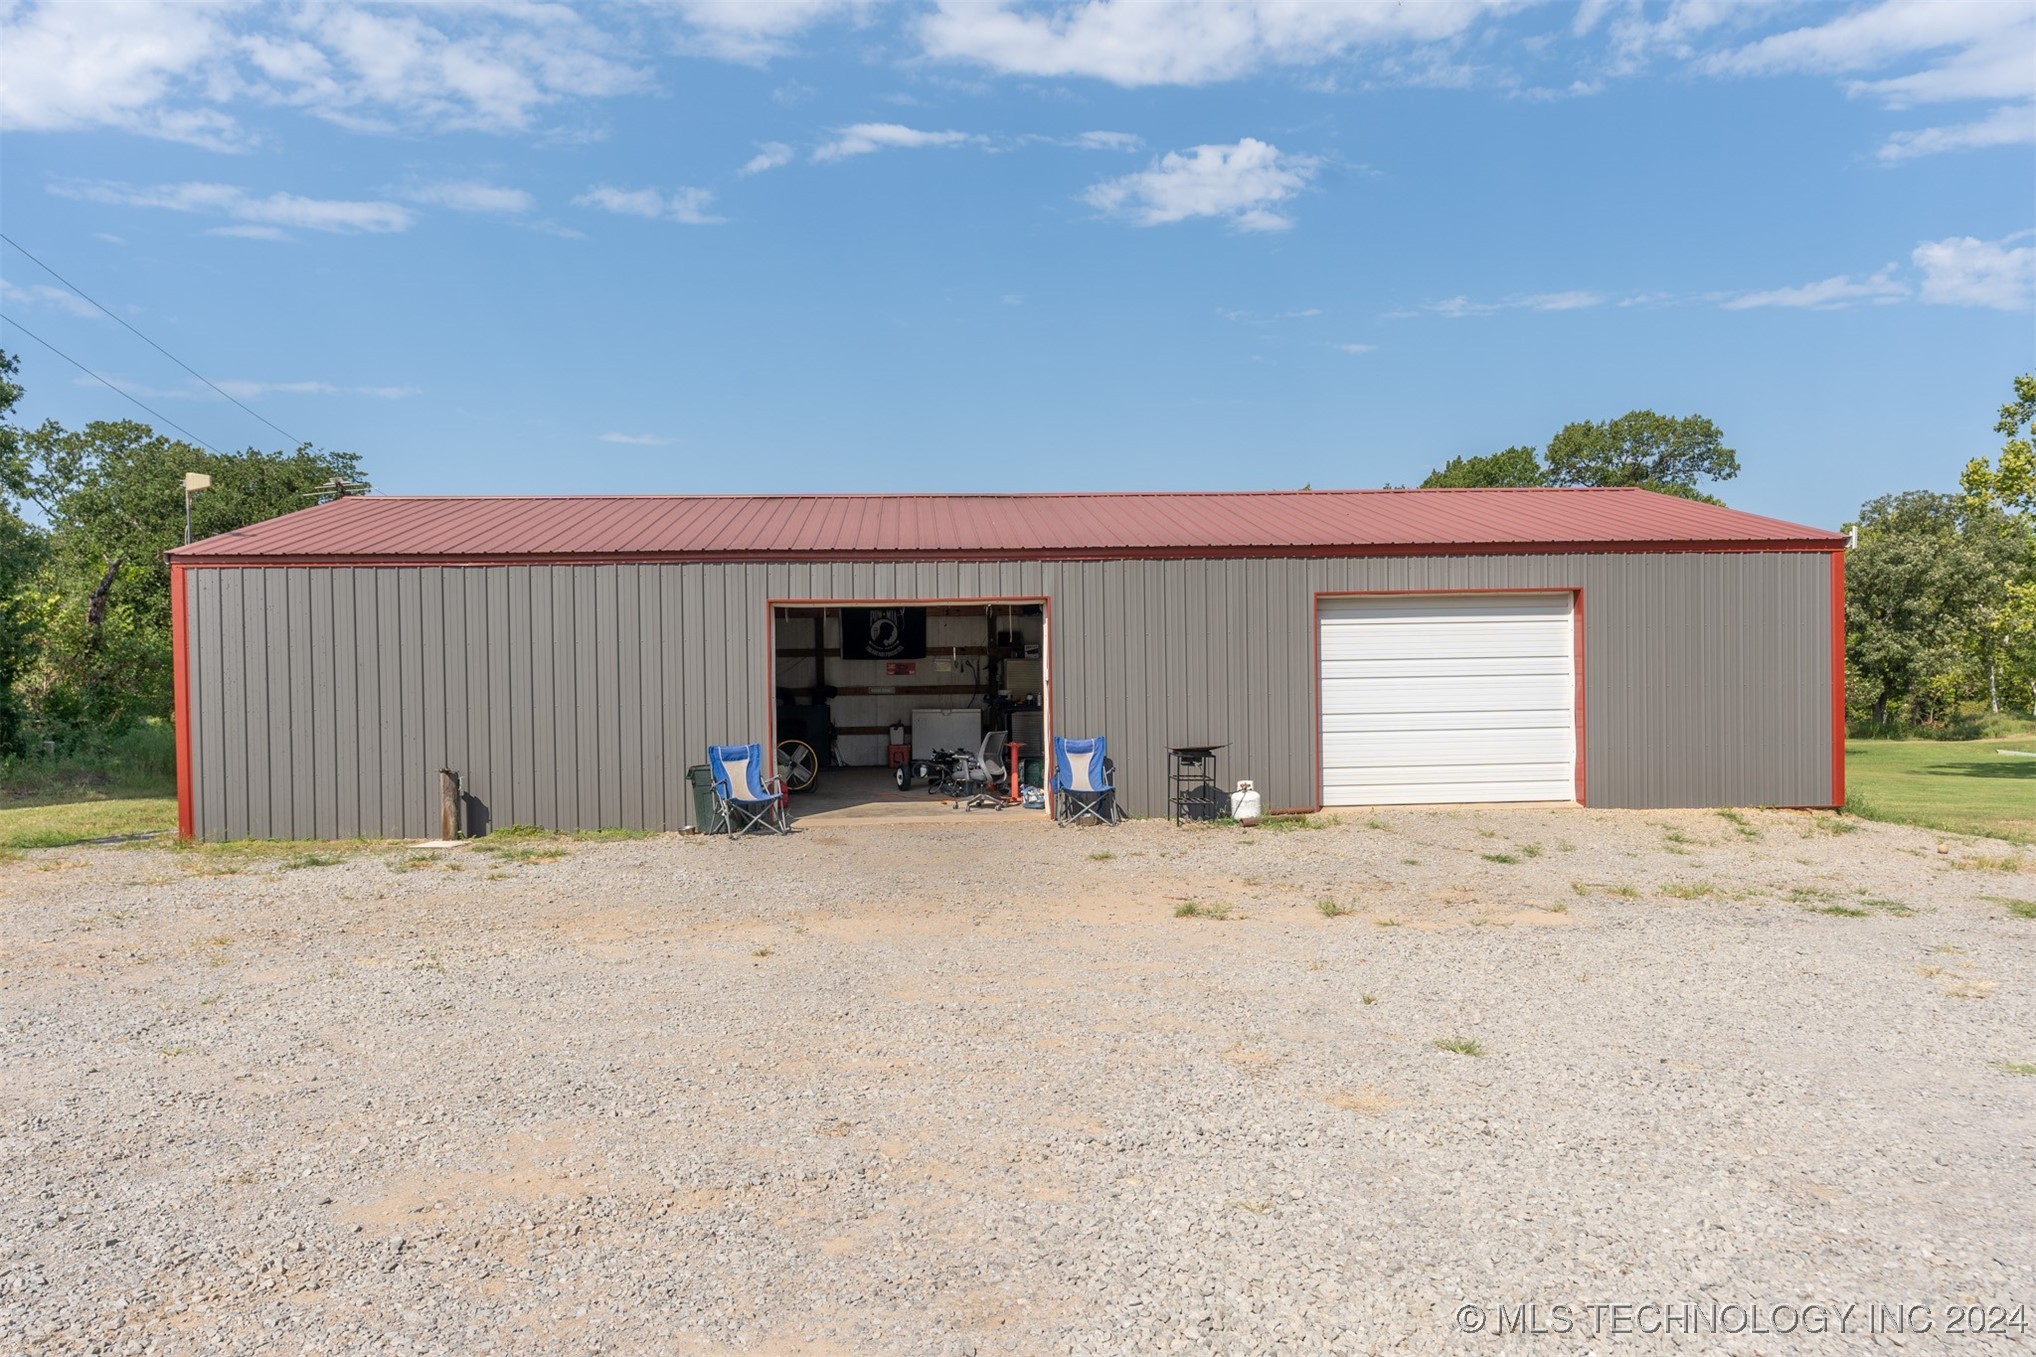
[1947,979,1996,999]
[1549,901,1569,913]
[1715,809,1760,840]
[490,824,550,838]
[1175,901,1231,920]
[1259,814,1338,833]
[412,953,446,973]
[1373,917,1403,928]
[1805,815,1858,837]
[1088,851,1115,861]
[1316,898,1352,918]
[1858,896,1917,917]
[752,947,773,958]
[1983,896,2036,919]
[1557,839,1576,852]
[571,827,655,842]
[1807,903,1871,917]
[388,854,443,873]
[158,1045,196,1057]
[280,853,342,870]
[482,845,568,864]
[1434,1036,1485,1057]
[1366,819,1392,831]
[1659,882,1717,899]
[1608,884,1640,897]
[1996,1061,2036,1076]
[1361,992,1377,1005]
[1952,855,2031,873]
[1477,828,1498,839]
[1400,857,1421,866]
[1570,881,1593,896]
[1481,852,1520,864]
[1521,843,1544,858]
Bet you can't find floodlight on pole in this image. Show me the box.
[183,471,212,545]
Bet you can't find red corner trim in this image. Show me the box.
[170,564,195,840]
[1830,548,1846,809]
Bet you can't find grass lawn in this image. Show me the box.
[1846,735,2035,845]
[0,792,178,852]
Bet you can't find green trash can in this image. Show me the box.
[1020,755,1045,789]
[687,765,716,833]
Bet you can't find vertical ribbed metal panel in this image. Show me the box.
[181,552,1832,839]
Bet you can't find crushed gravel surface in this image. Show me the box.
[4,805,2034,1355]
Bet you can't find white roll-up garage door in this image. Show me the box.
[1319,592,1576,806]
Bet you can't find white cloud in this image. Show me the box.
[1701,0,2034,105]
[213,379,419,399]
[0,0,249,149]
[1878,102,2036,163]
[812,123,980,161]
[918,0,1508,87]
[1218,305,1321,322]
[1083,137,1317,231]
[1332,342,1375,354]
[1718,265,1909,310]
[50,179,416,234]
[1912,232,2035,311]
[663,0,871,62]
[739,141,796,175]
[398,180,535,214]
[206,224,293,241]
[598,431,676,445]
[0,278,100,318]
[573,185,724,225]
[1407,290,1607,318]
[76,374,417,399]
[0,0,650,147]
[1072,129,1142,151]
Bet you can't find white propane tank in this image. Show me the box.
[1230,780,1262,826]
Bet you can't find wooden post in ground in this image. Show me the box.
[439,770,460,840]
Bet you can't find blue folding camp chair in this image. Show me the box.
[1053,736,1118,826]
[708,743,790,838]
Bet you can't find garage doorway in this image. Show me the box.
[770,599,1050,819]
[1318,591,1579,806]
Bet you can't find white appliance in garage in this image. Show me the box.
[911,708,983,760]
[1318,592,1576,806]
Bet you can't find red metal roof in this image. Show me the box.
[170,488,1843,563]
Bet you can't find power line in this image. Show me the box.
[0,231,305,448]
[0,314,223,454]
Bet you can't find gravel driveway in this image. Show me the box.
[4,805,2034,1355]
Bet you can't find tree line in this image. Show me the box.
[0,349,361,758]
[2,348,2029,771]
[1416,380,2036,731]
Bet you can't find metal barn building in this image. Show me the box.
[168,488,1846,841]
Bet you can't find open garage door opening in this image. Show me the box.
[771,601,1049,821]
[1319,591,1579,807]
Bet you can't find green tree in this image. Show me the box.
[1960,373,2035,515]
[15,414,361,732]
[1844,492,2020,726]
[0,350,49,754]
[1419,445,1545,488]
[1543,410,1739,503]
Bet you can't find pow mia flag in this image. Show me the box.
[840,607,928,661]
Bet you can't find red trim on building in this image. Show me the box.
[1573,588,1587,807]
[170,539,1841,569]
[1310,587,1586,813]
[170,564,195,841]
[1830,548,1847,809]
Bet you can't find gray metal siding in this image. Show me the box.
[182,552,1831,839]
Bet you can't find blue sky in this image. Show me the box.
[1,0,2031,529]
